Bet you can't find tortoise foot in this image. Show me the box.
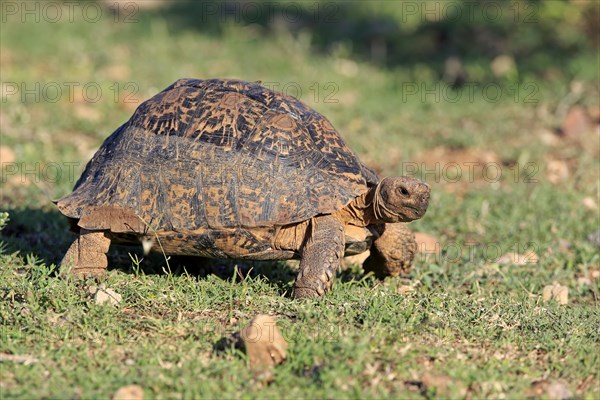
[294,268,335,298]
[363,223,417,279]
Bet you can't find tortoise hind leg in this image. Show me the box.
[59,229,111,278]
[294,215,344,299]
[363,223,417,279]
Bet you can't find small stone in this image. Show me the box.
[546,381,572,400]
[397,285,413,295]
[497,251,538,266]
[557,239,571,252]
[530,380,572,400]
[576,277,592,287]
[491,54,516,77]
[582,197,598,211]
[95,287,122,306]
[538,129,561,146]
[587,103,600,121]
[587,230,600,248]
[542,283,569,305]
[421,372,452,392]
[0,353,38,365]
[562,106,591,138]
[113,384,144,400]
[419,372,467,397]
[0,146,16,164]
[414,233,440,254]
[240,315,288,374]
[545,159,569,184]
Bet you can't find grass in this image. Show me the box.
[1,2,599,399]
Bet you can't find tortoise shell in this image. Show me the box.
[57,78,378,234]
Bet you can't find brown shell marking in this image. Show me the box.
[57,78,378,232]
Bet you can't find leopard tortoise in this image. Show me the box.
[56,78,430,298]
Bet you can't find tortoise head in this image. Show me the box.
[372,176,430,223]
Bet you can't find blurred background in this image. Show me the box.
[0,0,598,263]
[1,2,599,397]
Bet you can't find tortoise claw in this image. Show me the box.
[294,278,328,299]
[320,273,328,283]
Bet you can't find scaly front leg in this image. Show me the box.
[59,228,111,278]
[293,215,344,299]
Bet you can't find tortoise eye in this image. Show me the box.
[397,186,410,197]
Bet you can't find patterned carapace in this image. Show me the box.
[57,79,378,232]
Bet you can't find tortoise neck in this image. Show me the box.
[335,187,378,227]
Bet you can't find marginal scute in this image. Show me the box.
[56,78,377,236]
[78,205,146,233]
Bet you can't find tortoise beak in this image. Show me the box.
[402,180,430,219]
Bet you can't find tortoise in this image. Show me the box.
[56,78,430,298]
